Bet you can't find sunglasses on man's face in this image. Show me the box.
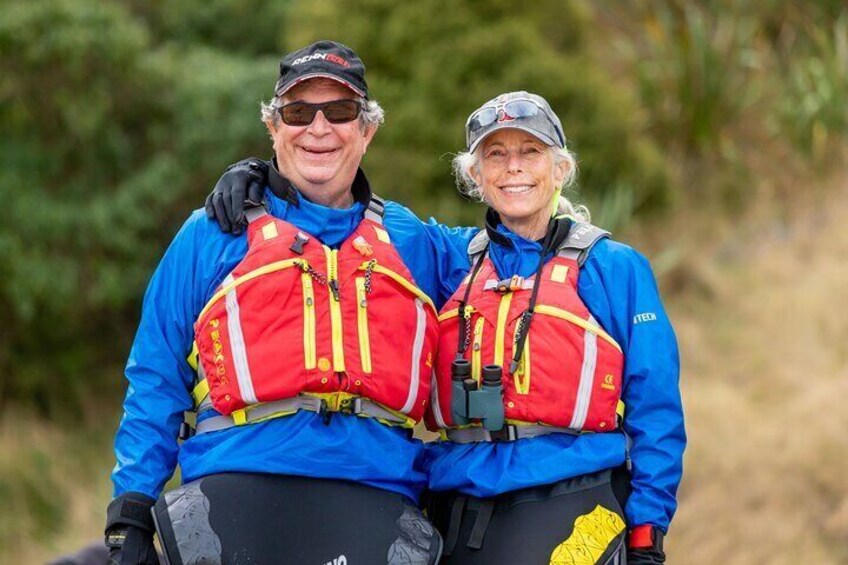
[278,99,362,126]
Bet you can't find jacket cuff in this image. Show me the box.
[628,525,664,551]
[105,492,157,534]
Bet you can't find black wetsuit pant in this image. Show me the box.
[153,473,442,565]
[428,469,629,565]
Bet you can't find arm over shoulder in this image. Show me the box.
[381,201,477,309]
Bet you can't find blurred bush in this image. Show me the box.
[285,0,672,228]
[0,0,273,414]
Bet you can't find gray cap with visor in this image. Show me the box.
[465,91,565,153]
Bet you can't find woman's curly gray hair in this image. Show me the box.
[451,144,590,222]
[260,96,385,133]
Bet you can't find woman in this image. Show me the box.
[421,92,684,565]
[208,91,684,564]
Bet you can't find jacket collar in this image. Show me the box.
[484,208,573,255]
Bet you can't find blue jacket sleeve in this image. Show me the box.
[110,211,215,500]
[579,239,686,531]
[382,201,477,309]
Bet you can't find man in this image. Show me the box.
[105,40,472,564]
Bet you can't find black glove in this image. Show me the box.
[106,524,159,565]
[204,157,269,234]
[627,547,666,564]
[105,492,160,565]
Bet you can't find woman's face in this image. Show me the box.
[471,129,567,230]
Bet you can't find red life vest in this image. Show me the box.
[193,203,439,425]
[428,223,625,433]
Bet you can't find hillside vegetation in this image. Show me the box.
[1,1,847,562]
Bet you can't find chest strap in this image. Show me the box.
[446,424,579,443]
[194,394,409,435]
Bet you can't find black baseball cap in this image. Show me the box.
[275,40,368,99]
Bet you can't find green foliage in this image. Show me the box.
[124,0,291,56]
[777,12,848,162]
[284,0,672,228]
[0,0,273,413]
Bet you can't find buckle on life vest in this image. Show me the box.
[317,398,332,425]
[338,396,358,415]
[179,421,195,440]
[290,232,310,254]
[494,275,524,293]
[488,425,518,441]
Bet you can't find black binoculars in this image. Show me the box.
[450,359,505,431]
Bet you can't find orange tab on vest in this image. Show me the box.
[352,236,374,257]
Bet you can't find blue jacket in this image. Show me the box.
[424,222,686,531]
[111,173,474,503]
[112,175,684,530]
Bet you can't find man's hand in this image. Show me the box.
[627,547,666,564]
[204,158,269,234]
[105,492,160,565]
[106,524,159,565]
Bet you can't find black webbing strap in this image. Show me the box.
[466,498,496,550]
[455,247,488,358]
[105,492,157,533]
[442,495,467,557]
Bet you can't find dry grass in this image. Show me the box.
[0,410,113,563]
[661,182,848,564]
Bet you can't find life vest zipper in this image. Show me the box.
[472,316,485,384]
[512,321,530,394]
[301,272,316,370]
[493,292,513,368]
[325,246,345,372]
[355,277,372,374]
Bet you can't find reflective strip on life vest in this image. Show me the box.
[355,277,372,374]
[494,292,514,368]
[472,317,484,384]
[569,314,599,429]
[534,305,622,352]
[325,246,345,372]
[223,273,257,405]
[400,298,426,414]
[431,371,448,428]
[301,273,316,370]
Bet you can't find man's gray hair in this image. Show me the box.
[451,145,589,222]
[260,96,385,132]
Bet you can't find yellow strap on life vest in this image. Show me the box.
[192,379,210,407]
[616,399,625,421]
[187,341,199,371]
[231,408,248,426]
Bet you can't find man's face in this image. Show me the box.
[268,78,376,207]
